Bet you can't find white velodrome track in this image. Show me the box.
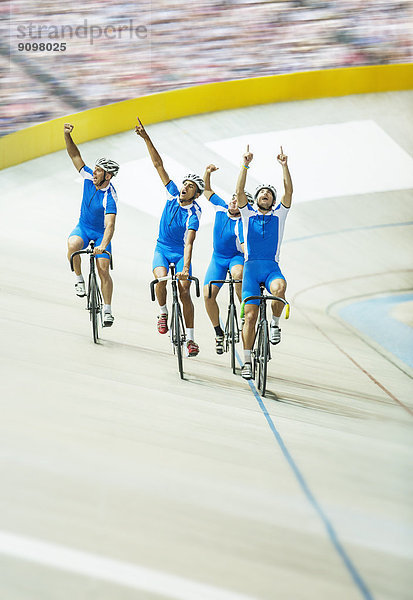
[1,91,413,600]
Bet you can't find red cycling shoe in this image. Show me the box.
[157,314,168,334]
[186,340,199,357]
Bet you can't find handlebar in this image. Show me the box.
[240,295,290,320]
[150,274,200,301]
[208,278,242,298]
[70,246,112,271]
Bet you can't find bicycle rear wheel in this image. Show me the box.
[89,276,99,344]
[229,303,236,374]
[257,321,268,396]
[173,302,184,379]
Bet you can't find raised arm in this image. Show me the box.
[64,123,85,172]
[203,164,219,201]
[235,145,253,208]
[277,146,293,208]
[134,117,170,186]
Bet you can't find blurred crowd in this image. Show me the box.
[1,0,412,137]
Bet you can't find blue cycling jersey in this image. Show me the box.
[240,203,289,262]
[157,180,202,249]
[78,165,118,232]
[210,193,244,258]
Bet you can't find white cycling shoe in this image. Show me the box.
[75,281,86,297]
[241,362,252,380]
[103,312,114,327]
[270,323,281,345]
[215,335,224,355]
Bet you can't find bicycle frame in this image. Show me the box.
[150,263,200,379]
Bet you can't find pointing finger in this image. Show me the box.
[280,146,284,154]
[246,144,249,153]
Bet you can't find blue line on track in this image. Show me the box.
[234,347,374,600]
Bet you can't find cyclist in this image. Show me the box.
[203,163,253,354]
[134,117,203,357]
[64,123,119,327]
[236,145,293,380]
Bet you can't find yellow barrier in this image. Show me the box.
[1,63,412,170]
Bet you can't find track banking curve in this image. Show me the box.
[0,91,412,600]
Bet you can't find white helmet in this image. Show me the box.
[231,191,254,205]
[95,158,120,177]
[245,191,254,205]
[182,173,205,193]
[254,184,277,204]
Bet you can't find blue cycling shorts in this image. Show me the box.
[242,259,285,305]
[204,253,244,288]
[69,223,112,259]
[152,243,192,275]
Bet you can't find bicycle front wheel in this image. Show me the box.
[257,321,269,396]
[174,302,184,379]
[229,303,236,374]
[89,276,99,344]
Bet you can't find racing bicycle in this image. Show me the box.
[70,241,113,343]
[150,264,200,379]
[240,283,290,396]
[208,270,242,374]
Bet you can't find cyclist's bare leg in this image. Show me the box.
[153,266,168,307]
[242,303,259,350]
[203,284,220,327]
[178,279,194,328]
[231,264,243,303]
[269,278,287,317]
[97,258,113,304]
[67,235,84,275]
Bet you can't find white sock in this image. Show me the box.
[104,304,111,314]
[244,350,251,363]
[186,328,194,341]
[75,274,84,283]
[159,304,168,315]
[271,316,280,327]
